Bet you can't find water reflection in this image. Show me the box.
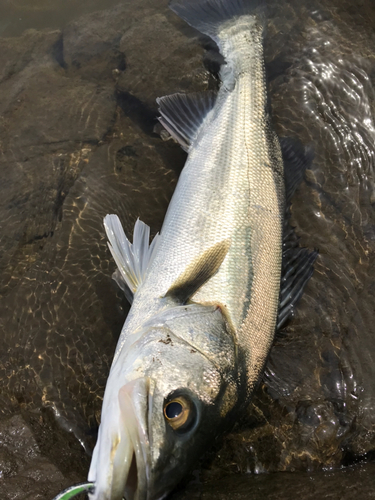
[0,0,375,498]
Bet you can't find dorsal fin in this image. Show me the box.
[276,138,317,331]
[165,239,230,303]
[104,215,160,302]
[157,91,217,151]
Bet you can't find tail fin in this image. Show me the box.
[169,0,264,41]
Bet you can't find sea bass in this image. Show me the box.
[88,1,316,499]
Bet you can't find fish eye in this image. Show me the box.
[163,396,196,432]
[165,401,183,419]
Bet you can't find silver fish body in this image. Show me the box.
[88,1,286,499]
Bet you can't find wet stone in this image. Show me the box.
[170,463,375,500]
[62,3,135,81]
[117,10,215,105]
[0,413,83,500]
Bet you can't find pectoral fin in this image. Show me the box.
[104,215,160,302]
[165,239,230,303]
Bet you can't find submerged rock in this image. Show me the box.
[0,411,86,500]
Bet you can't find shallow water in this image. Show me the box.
[0,0,375,498]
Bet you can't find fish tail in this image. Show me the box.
[169,0,265,42]
[170,0,266,89]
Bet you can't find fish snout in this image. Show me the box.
[89,377,153,500]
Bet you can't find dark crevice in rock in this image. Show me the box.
[341,448,375,467]
[117,53,127,72]
[51,34,67,69]
[200,35,224,77]
[266,55,294,82]
[26,231,55,244]
[152,138,187,177]
[116,90,158,135]
[117,145,138,158]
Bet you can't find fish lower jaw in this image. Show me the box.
[89,440,141,500]
[89,451,139,500]
[123,451,139,500]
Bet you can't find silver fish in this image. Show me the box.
[88,0,315,499]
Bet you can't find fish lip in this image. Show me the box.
[88,377,153,500]
[119,378,153,500]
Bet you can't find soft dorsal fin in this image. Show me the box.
[165,239,230,303]
[104,215,159,302]
[276,138,317,331]
[157,91,217,151]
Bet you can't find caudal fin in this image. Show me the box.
[169,0,263,41]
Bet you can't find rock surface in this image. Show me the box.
[0,412,87,500]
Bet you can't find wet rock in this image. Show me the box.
[0,99,182,450]
[1,70,115,149]
[0,26,116,297]
[0,0,193,454]
[170,463,375,500]
[0,413,83,500]
[0,29,61,84]
[117,10,213,104]
[61,0,215,103]
[0,0,123,38]
[62,3,135,81]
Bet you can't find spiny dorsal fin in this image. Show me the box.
[104,215,160,301]
[157,91,217,151]
[165,239,230,303]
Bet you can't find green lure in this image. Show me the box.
[52,482,95,500]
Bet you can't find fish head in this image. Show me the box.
[89,303,243,500]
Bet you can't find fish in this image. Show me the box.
[87,0,317,499]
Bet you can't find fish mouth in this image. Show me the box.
[118,379,151,500]
[89,377,153,500]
